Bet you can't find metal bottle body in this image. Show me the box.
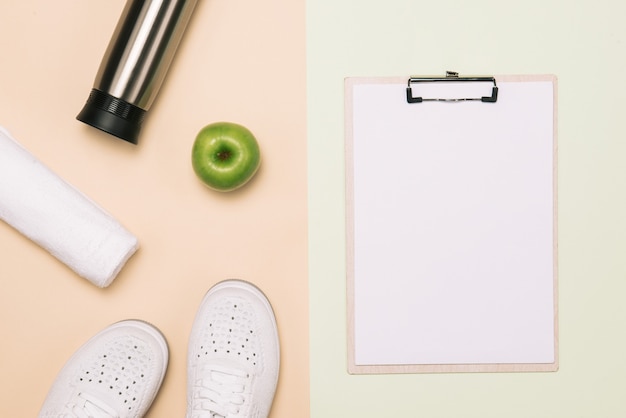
[77,0,199,143]
[95,0,199,110]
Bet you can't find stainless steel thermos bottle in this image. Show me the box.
[77,0,199,144]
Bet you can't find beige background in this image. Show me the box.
[0,0,308,417]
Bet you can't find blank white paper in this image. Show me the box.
[350,78,556,366]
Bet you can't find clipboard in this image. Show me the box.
[345,73,558,374]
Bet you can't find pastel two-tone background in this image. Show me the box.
[2,0,626,417]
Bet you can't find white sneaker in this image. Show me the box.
[186,279,280,418]
[38,320,169,418]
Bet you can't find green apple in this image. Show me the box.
[191,122,261,192]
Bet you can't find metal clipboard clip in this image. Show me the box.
[406,71,498,103]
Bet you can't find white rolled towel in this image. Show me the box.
[0,125,138,287]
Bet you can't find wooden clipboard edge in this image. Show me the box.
[345,75,559,375]
[349,361,558,375]
[345,76,357,375]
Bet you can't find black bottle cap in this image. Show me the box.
[76,89,146,145]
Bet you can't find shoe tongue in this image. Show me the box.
[207,357,250,377]
[69,391,119,418]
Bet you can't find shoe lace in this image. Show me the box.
[62,392,119,418]
[191,364,251,418]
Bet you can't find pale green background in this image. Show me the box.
[307,0,626,416]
